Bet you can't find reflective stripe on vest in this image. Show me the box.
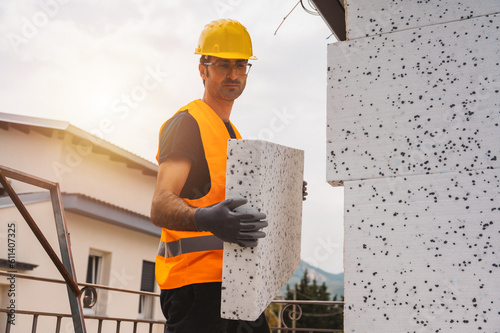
[157,235,223,258]
[155,99,242,290]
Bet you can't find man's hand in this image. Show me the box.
[303,181,308,201]
[194,197,267,247]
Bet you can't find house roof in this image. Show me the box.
[0,191,161,237]
[0,112,158,177]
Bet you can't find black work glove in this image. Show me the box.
[194,197,268,247]
[303,181,308,201]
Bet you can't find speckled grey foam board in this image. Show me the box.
[343,169,500,332]
[345,0,500,39]
[327,14,500,186]
[221,139,304,321]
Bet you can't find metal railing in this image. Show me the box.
[271,300,344,332]
[0,270,166,333]
[1,271,343,332]
[0,165,88,331]
[0,308,166,333]
[0,165,343,332]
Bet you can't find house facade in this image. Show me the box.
[0,112,164,332]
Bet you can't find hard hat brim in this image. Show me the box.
[195,50,257,61]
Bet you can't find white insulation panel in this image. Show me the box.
[221,139,304,321]
[345,0,500,39]
[344,169,500,332]
[327,14,500,185]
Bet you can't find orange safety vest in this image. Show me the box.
[155,99,242,290]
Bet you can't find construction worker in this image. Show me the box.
[151,19,270,332]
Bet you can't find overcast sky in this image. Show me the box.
[0,0,344,274]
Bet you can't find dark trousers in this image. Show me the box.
[160,282,270,333]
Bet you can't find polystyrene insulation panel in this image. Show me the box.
[345,0,500,39]
[344,169,500,332]
[221,139,304,321]
[327,14,500,185]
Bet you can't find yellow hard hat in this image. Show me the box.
[195,19,257,60]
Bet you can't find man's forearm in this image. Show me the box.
[151,190,197,231]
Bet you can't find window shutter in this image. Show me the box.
[140,260,155,292]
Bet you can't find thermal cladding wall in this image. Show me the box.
[327,1,500,331]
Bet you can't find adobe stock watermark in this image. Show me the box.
[51,64,168,181]
[303,235,341,269]
[6,222,17,326]
[214,0,242,17]
[61,267,135,333]
[4,0,72,53]
[90,64,168,140]
[247,107,297,142]
[97,267,135,310]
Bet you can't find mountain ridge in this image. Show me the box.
[278,260,344,298]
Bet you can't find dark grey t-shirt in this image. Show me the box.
[158,110,236,200]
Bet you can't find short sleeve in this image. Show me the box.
[158,111,203,165]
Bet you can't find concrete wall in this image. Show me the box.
[328,1,500,331]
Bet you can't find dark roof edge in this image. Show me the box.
[0,191,51,208]
[0,192,161,237]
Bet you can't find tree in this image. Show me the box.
[282,269,344,330]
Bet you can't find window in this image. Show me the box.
[138,260,155,319]
[83,250,110,315]
[84,254,102,310]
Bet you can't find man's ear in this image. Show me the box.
[199,63,207,80]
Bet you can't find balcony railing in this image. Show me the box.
[0,308,166,333]
[1,270,343,332]
[0,165,344,332]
